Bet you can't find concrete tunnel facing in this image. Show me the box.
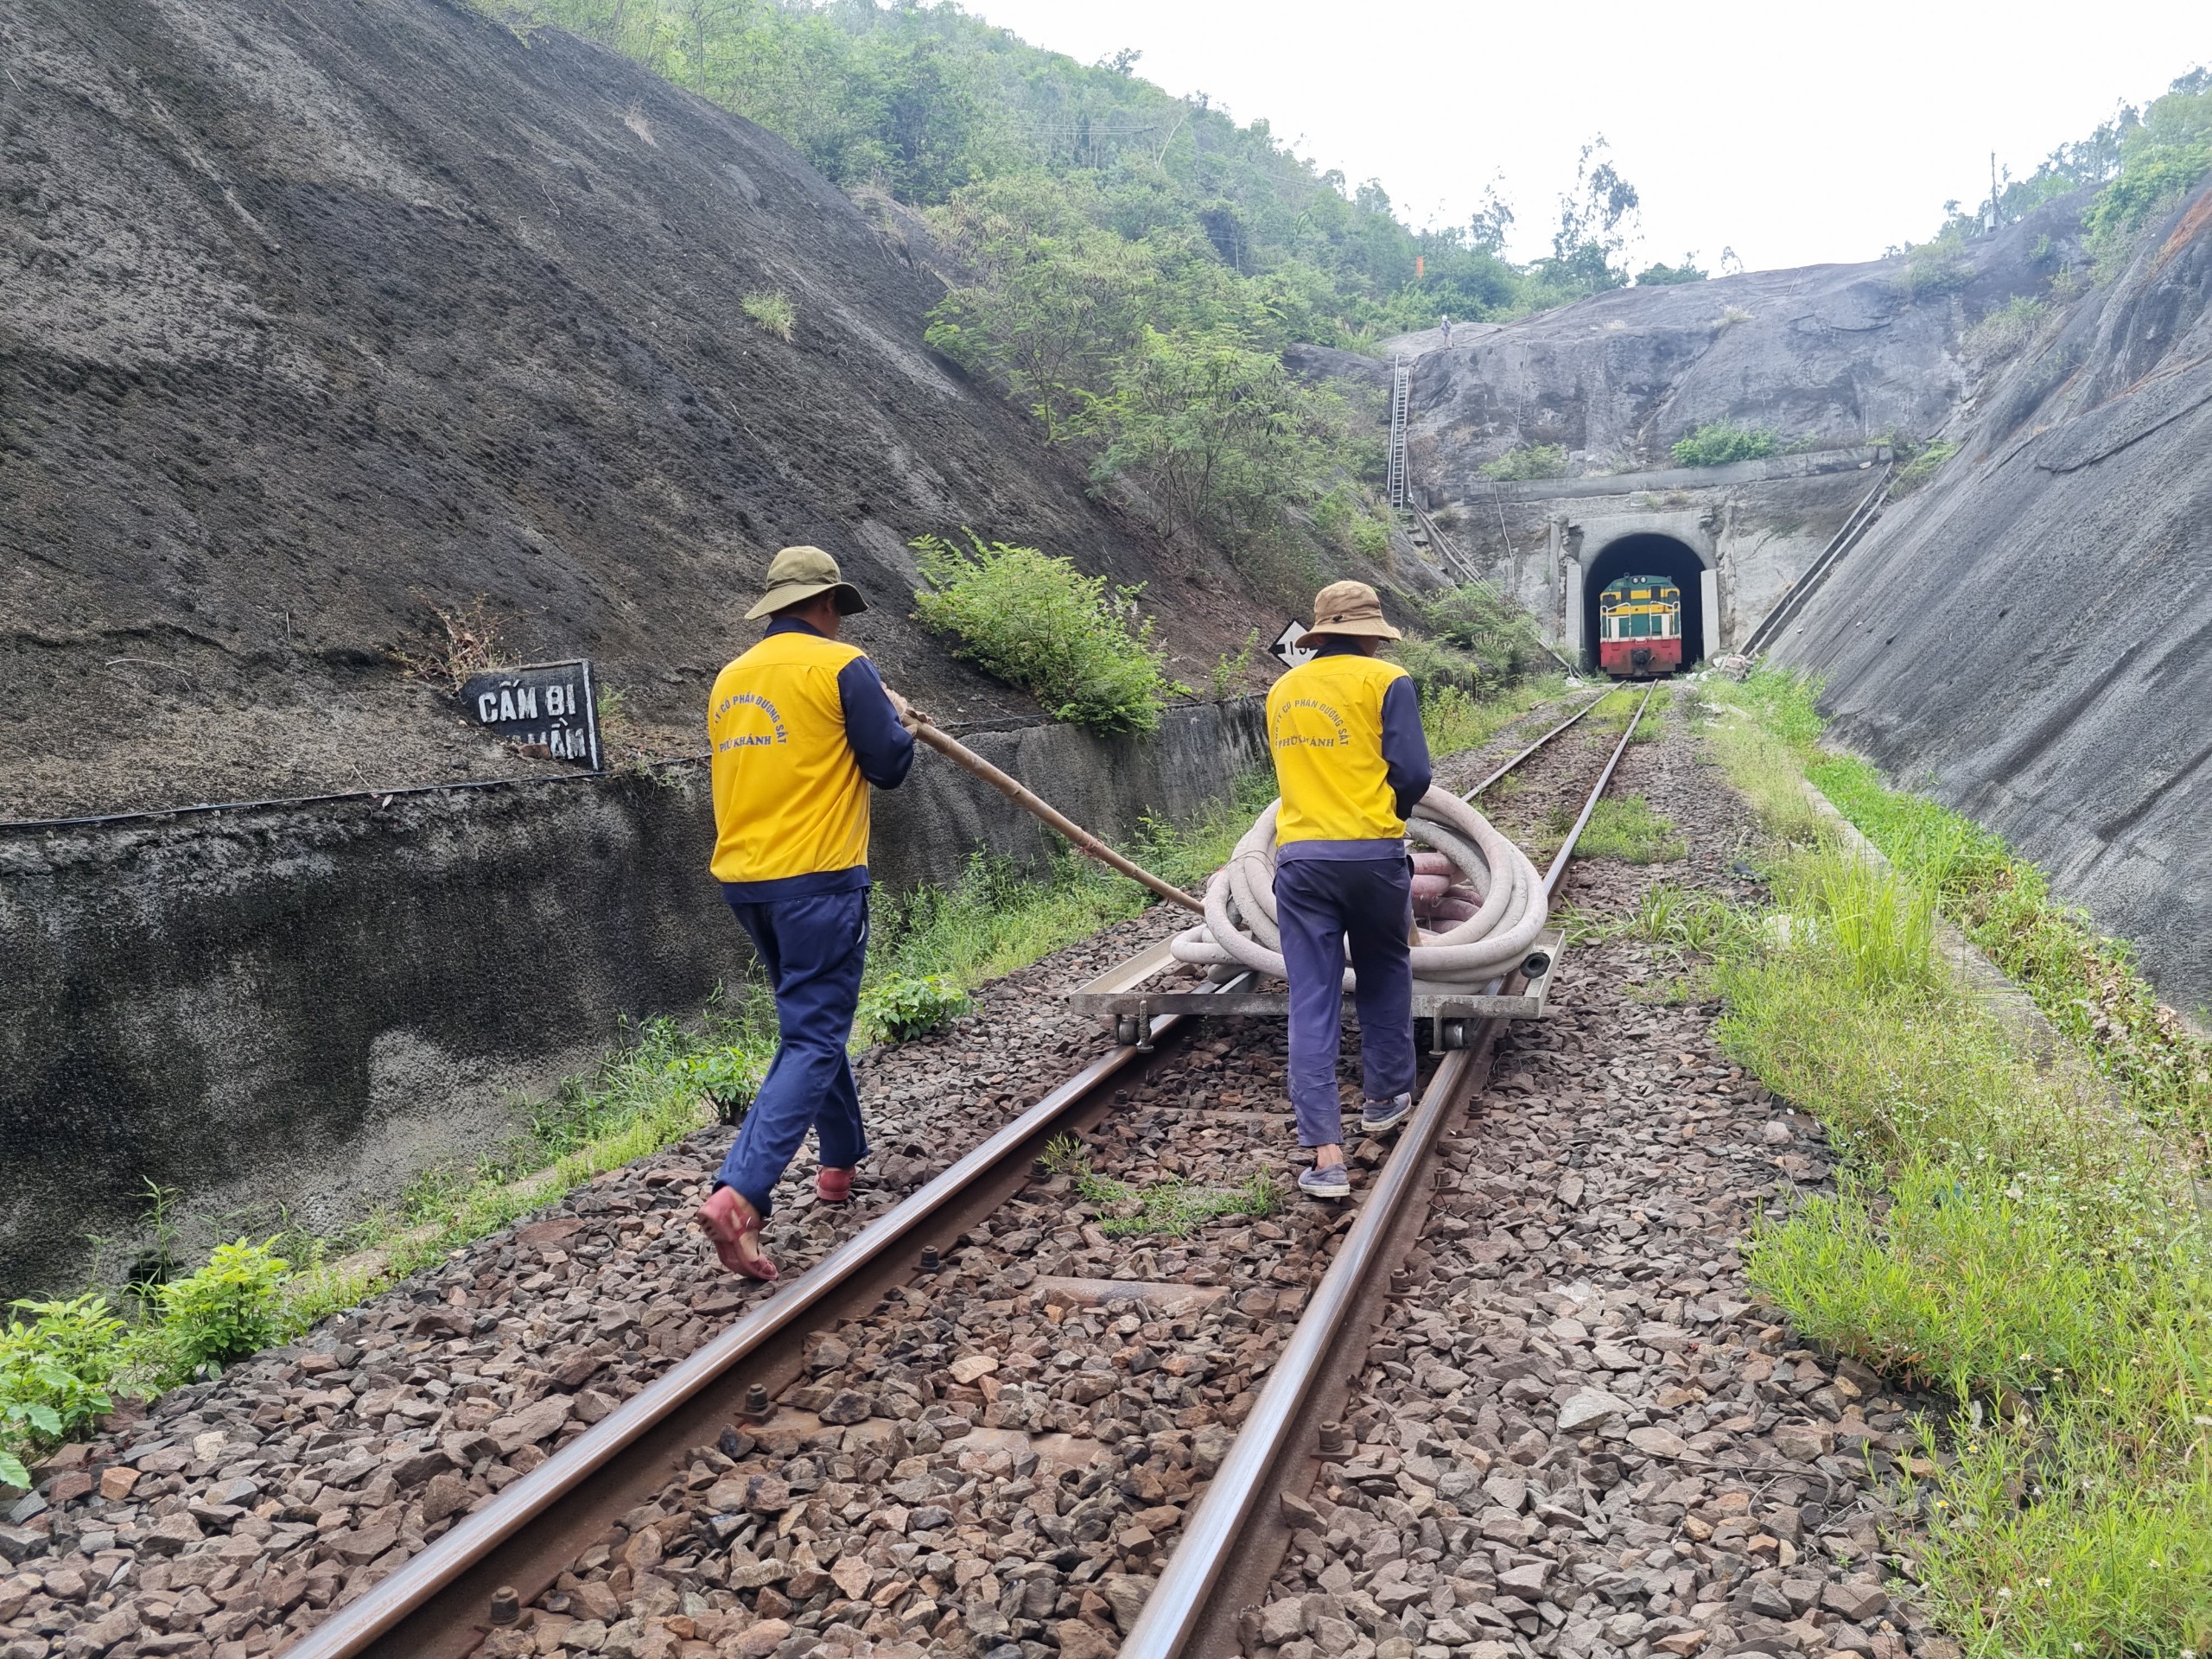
[1581,532,1709,671]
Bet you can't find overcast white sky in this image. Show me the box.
[962,0,2207,274]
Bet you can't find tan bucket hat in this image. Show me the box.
[744,545,868,621]
[1295,579,1402,648]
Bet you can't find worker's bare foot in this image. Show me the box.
[697,1185,777,1281]
[816,1166,854,1204]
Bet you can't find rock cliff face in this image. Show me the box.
[1777,179,2212,1015]
[1396,206,2077,483]
[0,0,1282,818]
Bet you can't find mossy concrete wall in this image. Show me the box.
[0,699,1266,1296]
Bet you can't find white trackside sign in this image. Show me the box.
[1268,620,1314,669]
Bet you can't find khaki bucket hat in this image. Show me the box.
[744,545,868,621]
[1294,579,1402,648]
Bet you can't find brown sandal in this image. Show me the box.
[697,1185,778,1281]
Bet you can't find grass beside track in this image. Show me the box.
[1665,672,2212,1659]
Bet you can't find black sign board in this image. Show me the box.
[1268,620,1315,669]
[460,660,601,770]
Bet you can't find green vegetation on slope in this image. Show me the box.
[1923,67,2210,259]
[480,1,1697,563]
[910,532,1186,731]
[1681,672,2212,1659]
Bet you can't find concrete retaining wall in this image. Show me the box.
[0,700,1267,1296]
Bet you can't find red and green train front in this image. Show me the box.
[1596,575,1683,677]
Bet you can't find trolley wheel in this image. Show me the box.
[1440,1018,1473,1051]
[1115,1014,1143,1048]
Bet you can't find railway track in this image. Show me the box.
[284,687,1656,1659]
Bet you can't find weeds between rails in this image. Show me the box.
[493,1017,1404,1657]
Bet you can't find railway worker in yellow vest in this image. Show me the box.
[696,546,916,1281]
[1267,581,1433,1200]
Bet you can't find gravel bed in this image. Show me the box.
[1244,695,1942,1659]
[1,689,1948,1659]
[0,906,1198,1659]
[479,1002,1435,1659]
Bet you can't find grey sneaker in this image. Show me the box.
[1361,1092,1413,1134]
[1299,1162,1351,1200]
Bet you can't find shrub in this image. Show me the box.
[1891,230,1973,302]
[1208,629,1258,702]
[2083,74,2212,253]
[388,597,506,691]
[858,973,969,1042]
[741,291,796,341]
[1085,327,1342,547]
[1670,421,1778,467]
[1423,583,1548,676]
[0,1297,129,1487]
[1961,295,2049,363]
[681,1046,768,1124]
[158,1239,293,1376]
[1382,632,1483,697]
[1479,443,1567,482]
[1891,437,1959,496]
[1309,483,1399,556]
[1770,841,1940,997]
[911,531,1185,732]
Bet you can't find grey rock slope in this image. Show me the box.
[1395,205,2076,483]
[1777,180,2212,1014]
[0,0,1276,818]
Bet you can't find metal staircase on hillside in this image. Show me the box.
[1740,465,1894,657]
[1386,353,1410,511]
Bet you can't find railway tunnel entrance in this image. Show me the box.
[1583,532,1707,671]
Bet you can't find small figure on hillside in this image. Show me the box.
[1440,313,1453,345]
[696,545,919,1281]
[1265,581,1433,1199]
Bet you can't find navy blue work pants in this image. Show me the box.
[715,887,870,1217]
[1274,855,1417,1147]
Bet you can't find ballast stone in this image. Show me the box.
[1555,1389,1631,1431]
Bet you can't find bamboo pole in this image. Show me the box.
[907,719,1205,916]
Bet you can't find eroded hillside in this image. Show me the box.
[0,0,1318,818]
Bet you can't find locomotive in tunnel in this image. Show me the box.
[1597,573,1683,677]
[1581,531,1707,676]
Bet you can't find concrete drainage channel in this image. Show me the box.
[267,690,1653,1659]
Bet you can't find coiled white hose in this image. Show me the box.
[1166,787,1547,989]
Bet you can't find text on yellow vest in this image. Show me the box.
[1266,652,1410,843]
[708,630,872,883]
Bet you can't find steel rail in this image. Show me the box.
[1120,679,1658,1659]
[1116,1044,1480,1659]
[1541,683,1655,893]
[284,688,1663,1659]
[1459,690,1611,803]
[281,1004,1211,1659]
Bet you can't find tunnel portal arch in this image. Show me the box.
[1581,532,1708,671]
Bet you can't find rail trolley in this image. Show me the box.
[1596,573,1682,677]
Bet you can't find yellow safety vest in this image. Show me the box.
[707,630,873,886]
[1266,652,1409,845]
